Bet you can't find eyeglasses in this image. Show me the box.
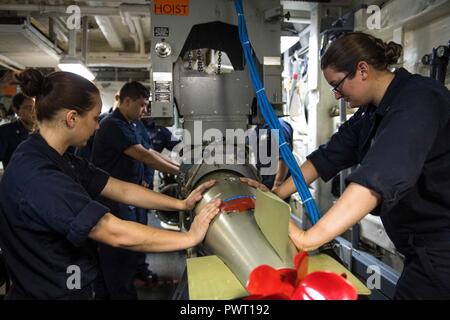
[330,73,351,96]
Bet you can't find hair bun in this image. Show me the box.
[15,68,51,97]
[384,41,402,65]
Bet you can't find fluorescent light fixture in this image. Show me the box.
[58,56,95,81]
[263,56,281,66]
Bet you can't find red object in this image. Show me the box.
[278,268,298,287]
[291,271,357,300]
[2,85,16,97]
[246,265,296,299]
[245,252,358,300]
[219,197,255,213]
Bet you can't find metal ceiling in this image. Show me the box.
[0,0,387,80]
[0,0,151,80]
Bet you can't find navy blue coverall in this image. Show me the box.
[91,109,148,299]
[0,133,110,299]
[0,119,30,168]
[308,68,450,299]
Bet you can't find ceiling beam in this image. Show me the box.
[0,4,150,17]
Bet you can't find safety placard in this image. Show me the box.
[154,26,169,37]
[154,0,189,16]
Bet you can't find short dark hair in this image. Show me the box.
[11,92,31,111]
[119,81,149,103]
[15,69,100,122]
[321,32,403,76]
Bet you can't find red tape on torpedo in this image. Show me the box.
[219,195,256,213]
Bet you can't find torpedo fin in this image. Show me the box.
[186,255,249,300]
[254,188,292,262]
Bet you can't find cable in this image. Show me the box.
[234,0,320,224]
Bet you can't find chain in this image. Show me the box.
[197,49,203,72]
[187,50,193,70]
[217,51,222,74]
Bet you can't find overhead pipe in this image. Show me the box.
[0,61,16,71]
[120,9,139,53]
[0,4,150,17]
[0,3,149,55]
[68,29,77,57]
[85,0,125,52]
[132,17,145,55]
[51,17,69,43]
[81,16,89,64]
[87,52,151,68]
[55,17,69,33]
[284,17,311,24]
[0,54,25,71]
[94,16,125,51]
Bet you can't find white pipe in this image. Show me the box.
[95,16,125,51]
[87,52,150,68]
[0,54,25,71]
[51,17,68,43]
[54,27,68,43]
[0,61,16,71]
[0,4,150,16]
[118,4,151,16]
[85,0,125,52]
[132,17,145,55]
[87,61,150,68]
[284,17,311,24]
[68,29,77,57]
[120,9,139,53]
[55,17,69,32]
[22,21,61,60]
[81,16,89,64]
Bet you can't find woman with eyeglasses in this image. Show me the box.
[242,32,450,299]
[0,68,221,299]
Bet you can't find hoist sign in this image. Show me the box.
[154,0,189,16]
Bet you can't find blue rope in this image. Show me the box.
[234,0,320,224]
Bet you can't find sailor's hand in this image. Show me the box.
[239,177,269,192]
[272,180,283,190]
[288,219,307,251]
[188,199,221,245]
[183,180,217,211]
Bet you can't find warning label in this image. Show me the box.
[154,0,189,16]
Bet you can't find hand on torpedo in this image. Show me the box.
[183,179,217,210]
[188,198,222,245]
[239,177,270,192]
